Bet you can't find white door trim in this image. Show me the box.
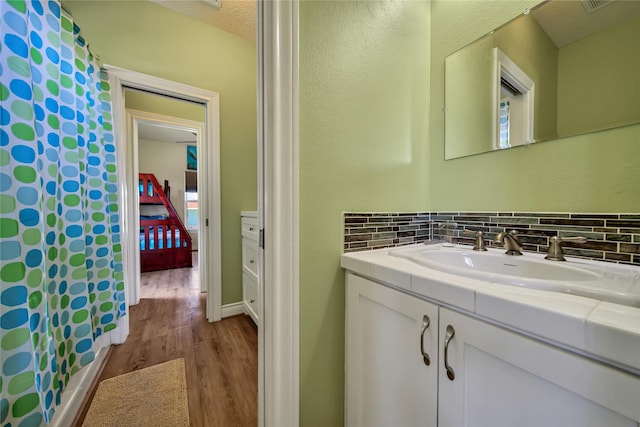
[107,65,222,322]
[493,47,535,147]
[258,2,300,426]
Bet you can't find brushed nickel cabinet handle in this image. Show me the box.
[420,315,431,366]
[444,324,456,381]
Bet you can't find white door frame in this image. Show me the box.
[127,110,207,297]
[258,2,300,426]
[107,65,222,322]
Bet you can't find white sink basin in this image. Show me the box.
[390,244,640,307]
[411,249,600,281]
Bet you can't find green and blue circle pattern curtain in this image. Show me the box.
[1,0,125,424]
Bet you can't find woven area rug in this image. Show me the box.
[82,358,190,427]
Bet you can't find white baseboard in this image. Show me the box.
[50,343,110,427]
[221,301,245,318]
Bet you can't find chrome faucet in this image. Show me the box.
[495,230,523,256]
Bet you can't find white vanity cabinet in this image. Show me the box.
[346,273,439,427]
[345,272,640,427]
[241,211,259,324]
[438,307,640,427]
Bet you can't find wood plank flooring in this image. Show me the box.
[79,254,258,426]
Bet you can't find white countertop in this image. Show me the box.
[341,244,640,375]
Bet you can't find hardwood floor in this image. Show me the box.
[80,254,258,426]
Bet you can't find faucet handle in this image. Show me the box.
[463,229,488,251]
[545,236,588,261]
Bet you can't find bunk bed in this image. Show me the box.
[139,173,193,272]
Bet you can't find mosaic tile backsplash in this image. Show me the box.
[343,212,640,266]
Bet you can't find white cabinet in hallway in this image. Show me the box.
[242,211,259,324]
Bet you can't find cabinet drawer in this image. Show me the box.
[242,216,259,241]
[242,238,259,281]
[243,272,258,323]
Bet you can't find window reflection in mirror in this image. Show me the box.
[444,0,640,160]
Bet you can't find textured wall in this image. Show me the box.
[68,0,257,305]
[430,0,640,213]
[299,1,430,425]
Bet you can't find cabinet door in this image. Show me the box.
[346,273,438,427]
[438,308,640,427]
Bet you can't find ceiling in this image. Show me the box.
[151,0,256,42]
[532,0,640,47]
[138,122,197,144]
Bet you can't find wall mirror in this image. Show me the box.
[444,0,640,160]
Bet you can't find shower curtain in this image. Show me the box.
[1,1,125,425]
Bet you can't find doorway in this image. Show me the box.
[128,105,207,296]
[107,65,222,329]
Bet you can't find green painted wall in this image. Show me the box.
[557,15,640,136]
[67,0,257,305]
[431,0,640,213]
[299,1,430,424]
[126,91,205,123]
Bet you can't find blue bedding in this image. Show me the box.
[141,215,167,220]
